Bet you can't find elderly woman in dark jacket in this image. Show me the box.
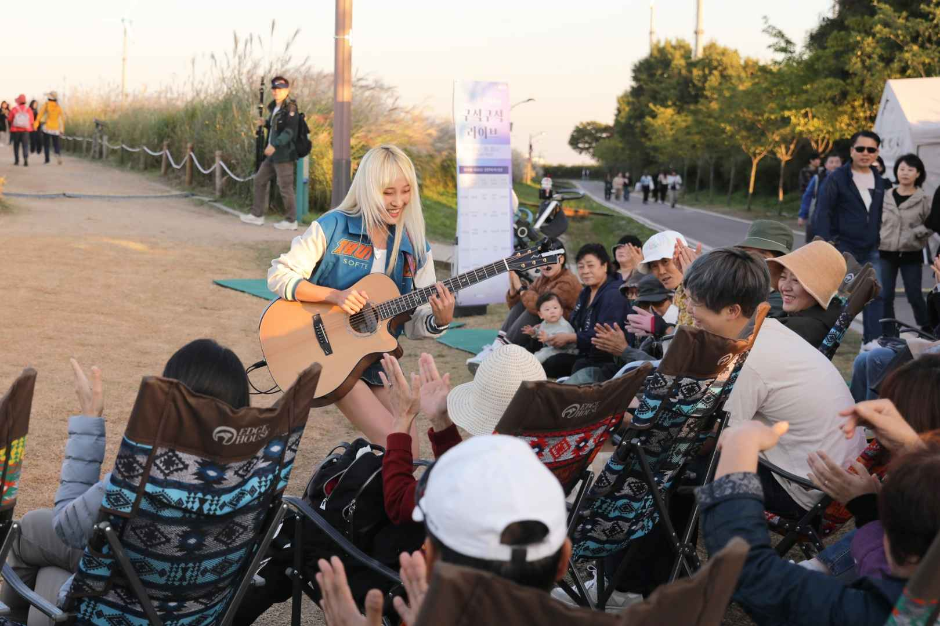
[541,243,627,378]
[766,241,847,348]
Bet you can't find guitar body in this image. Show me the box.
[259,273,404,407]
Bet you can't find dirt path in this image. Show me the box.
[0,153,489,624]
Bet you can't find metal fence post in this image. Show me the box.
[214,151,223,197]
[102,136,109,160]
[161,141,169,176]
[185,143,194,186]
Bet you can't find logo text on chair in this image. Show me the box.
[562,402,600,420]
[213,425,270,445]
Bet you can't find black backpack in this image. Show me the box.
[303,439,388,545]
[295,112,312,159]
[233,439,423,625]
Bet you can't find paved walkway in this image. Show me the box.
[574,179,926,333]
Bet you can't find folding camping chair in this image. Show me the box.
[0,369,35,546]
[0,364,320,626]
[494,365,653,530]
[413,537,749,626]
[819,254,880,361]
[561,305,769,611]
[884,529,940,626]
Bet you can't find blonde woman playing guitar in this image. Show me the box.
[267,145,455,456]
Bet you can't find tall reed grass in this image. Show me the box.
[67,24,457,215]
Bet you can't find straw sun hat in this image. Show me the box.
[767,241,847,310]
[447,344,546,435]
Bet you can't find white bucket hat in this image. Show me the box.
[637,230,688,274]
[447,344,546,435]
[412,435,567,563]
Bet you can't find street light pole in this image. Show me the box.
[694,0,704,59]
[121,18,130,104]
[509,97,534,132]
[526,132,545,185]
[649,1,655,53]
[331,0,353,208]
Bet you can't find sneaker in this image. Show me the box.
[550,566,642,613]
[273,220,298,231]
[240,213,265,226]
[466,342,498,375]
[859,340,879,353]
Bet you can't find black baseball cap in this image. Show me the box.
[632,274,673,303]
[271,77,290,89]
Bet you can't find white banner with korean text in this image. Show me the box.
[453,80,514,306]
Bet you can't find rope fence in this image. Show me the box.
[61,134,258,189]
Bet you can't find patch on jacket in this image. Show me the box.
[332,239,374,261]
[402,253,416,278]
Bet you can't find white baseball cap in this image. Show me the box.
[637,230,688,274]
[412,435,567,563]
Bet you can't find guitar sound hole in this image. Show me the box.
[350,302,379,335]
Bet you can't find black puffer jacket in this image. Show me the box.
[263,98,300,163]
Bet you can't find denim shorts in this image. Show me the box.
[360,360,385,387]
[816,531,859,582]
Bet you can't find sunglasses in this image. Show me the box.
[853,146,878,154]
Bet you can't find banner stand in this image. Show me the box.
[451,238,489,317]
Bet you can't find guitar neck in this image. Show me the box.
[377,259,511,320]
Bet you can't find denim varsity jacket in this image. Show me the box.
[268,210,446,339]
[697,472,905,626]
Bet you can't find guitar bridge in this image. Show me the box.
[313,314,332,355]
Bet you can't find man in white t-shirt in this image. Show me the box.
[683,248,867,517]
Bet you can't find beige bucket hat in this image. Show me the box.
[447,344,546,435]
[767,241,847,310]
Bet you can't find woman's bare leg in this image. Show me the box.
[335,381,420,457]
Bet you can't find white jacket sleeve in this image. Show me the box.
[403,250,448,339]
[267,222,328,301]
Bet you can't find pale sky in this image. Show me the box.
[1,0,831,164]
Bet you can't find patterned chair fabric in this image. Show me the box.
[57,364,320,626]
[494,365,653,496]
[885,529,940,626]
[0,368,35,529]
[819,256,880,361]
[571,306,768,560]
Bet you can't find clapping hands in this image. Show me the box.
[70,358,103,417]
[673,241,703,276]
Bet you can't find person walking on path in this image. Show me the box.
[241,76,300,231]
[7,95,35,166]
[798,152,843,241]
[612,172,625,201]
[878,153,933,337]
[813,130,887,351]
[0,101,10,147]
[640,172,653,204]
[656,170,668,203]
[603,173,613,200]
[666,168,682,208]
[622,171,632,202]
[35,92,66,165]
[799,153,821,194]
[27,100,42,155]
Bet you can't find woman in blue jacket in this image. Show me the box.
[540,243,626,378]
[267,145,455,455]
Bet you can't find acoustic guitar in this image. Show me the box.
[258,242,565,406]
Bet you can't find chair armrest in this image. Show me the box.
[413,460,432,469]
[757,457,819,491]
[1,564,68,622]
[283,496,401,583]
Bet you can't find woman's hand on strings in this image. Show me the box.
[330,288,369,315]
[428,282,456,327]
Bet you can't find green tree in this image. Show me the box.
[568,121,613,156]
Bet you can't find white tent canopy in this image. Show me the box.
[874,77,940,198]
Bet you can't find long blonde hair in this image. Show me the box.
[333,145,427,276]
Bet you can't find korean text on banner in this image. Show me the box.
[453,80,514,306]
